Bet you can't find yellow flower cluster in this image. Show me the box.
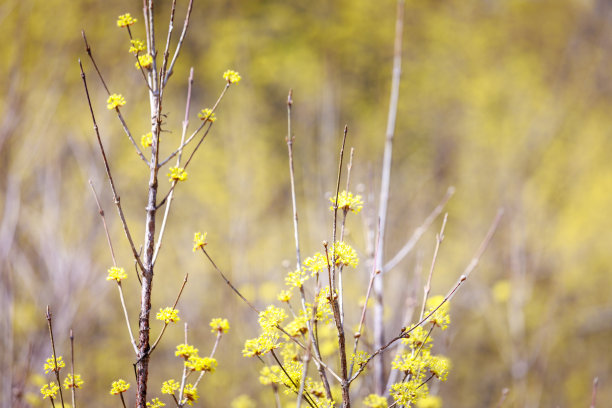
[242,332,280,357]
[277,289,292,302]
[107,266,127,282]
[168,167,187,182]
[156,307,180,324]
[209,317,230,334]
[129,39,146,55]
[141,132,153,148]
[285,268,308,288]
[330,241,359,268]
[110,379,130,395]
[303,252,328,276]
[63,374,84,389]
[192,232,207,252]
[43,355,65,374]
[136,54,153,70]
[389,296,452,406]
[198,108,216,122]
[175,343,198,359]
[223,69,241,84]
[425,295,451,330]
[330,190,364,213]
[117,13,137,27]
[107,94,126,110]
[147,397,166,408]
[182,384,199,406]
[185,356,217,372]
[40,382,59,399]
[161,379,180,394]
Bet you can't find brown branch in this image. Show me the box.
[79,60,145,275]
[45,307,65,408]
[81,31,149,165]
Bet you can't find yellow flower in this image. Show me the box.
[110,379,130,395]
[303,252,328,276]
[330,190,363,213]
[43,355,65,374]
[286,314,308,337]
[40,382,59,399]
[285,268,308,288]
[209,317,230,334]
[182,384,199,406]
[197,108,216,122]
[117,13,137,27]
[425,295,450,330]
[258,305,287,330]
[129,39,146,55]
[390,380,428,407]
[63,374,84,389]
[350,350,370,368]
[364,394,388,408]
[429,355,451,381]
[161,379,180,394]
[185,356,217,372]
[277,289,292,302]
[147,398,166,408]
[242,333,281,357]
[223,69,241,84]
[136,54,153,70]
[331,241,359,268]
[156,307,180,324]
[141,132,153,148]
[107,94,126,110]
[168,167,187,182]
[192,232,207,252]
[107,266,127,282]
[175,343,198,359]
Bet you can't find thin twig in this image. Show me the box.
[117,282,139,354]
[419,213,448,320]
[153,67,194,265]
[81,31,149,165]
[198,247,342,383]
[590,377,599,408]
[79,60,146,275]
[348,219,381,379]
[286,89,333,402]
[45,307,65,408]
[338,147,355,325]
[69,330,76,408]
[329,125,351,407]
[164,0,194,86]
[89,181,118,270]
[158,82,230,168]
[150,274,189,354]
[350,209,503,383]
[270,350,317,408]
[384,186,454,273]
[200,248,259,313]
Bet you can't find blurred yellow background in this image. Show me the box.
[1,0,612,406]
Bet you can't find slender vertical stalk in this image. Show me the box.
[373,0,405,393]
[136,1,161,404]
